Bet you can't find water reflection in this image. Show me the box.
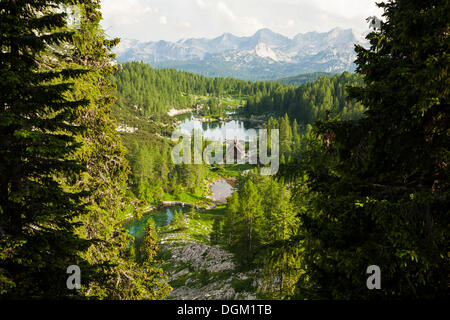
[123,206,187,241]
[177,116,259,141]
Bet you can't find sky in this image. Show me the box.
[100,0,383,42]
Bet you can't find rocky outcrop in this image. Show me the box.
[159,237,257,300]
[169,242,235,273]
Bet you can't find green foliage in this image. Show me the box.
[111,63,366,211]
[70,1,172,300]
[0,0,172,300]
[231,277,255,293]
[0,0,94,299]
[141,219,158,262]
[210,217,223,245]
[287,0,450,299]
[223,172,302,299]
[122,134,210,205]
[246,72,366,123]
[111,62,286,118]
[171,209,189,230]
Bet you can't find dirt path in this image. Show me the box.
[207,178,235,203]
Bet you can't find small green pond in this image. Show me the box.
[123,205,189,241]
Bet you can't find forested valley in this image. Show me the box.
[0,0,448,300]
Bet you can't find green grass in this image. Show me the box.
[208,163,254,179]
[220,164,253,177]
[117,202,135,220]
[162,191,212,205]
[205,204,227,216]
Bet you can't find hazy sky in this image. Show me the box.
[100,0,383,42]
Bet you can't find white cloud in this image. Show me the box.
[217,2,236,20]
[100,0,383,42]
[213,1,264,36]
[159,16,168,25]
[196,0,207,7]
[180,21,192,28]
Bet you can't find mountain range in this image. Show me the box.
[114,28,368,81]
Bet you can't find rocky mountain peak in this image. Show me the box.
[114,28,368,80]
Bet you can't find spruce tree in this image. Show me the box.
[210,217,222,245]
[0,0,93,298]
[291,0,449,299]
[66,0,173,300]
